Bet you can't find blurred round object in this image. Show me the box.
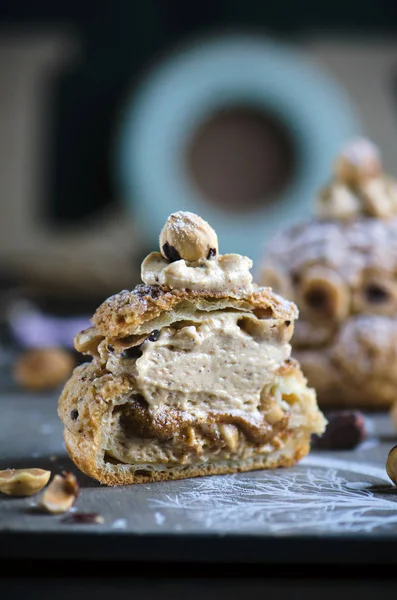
[187,105,295,213]
[116,32,360,263]
[13,347,75,392]
[259,138,397,409]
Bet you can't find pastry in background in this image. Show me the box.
[14,347,75,392]
[259,138,397,408]
[58,211,325,485]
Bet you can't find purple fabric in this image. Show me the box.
[10,311,91,349]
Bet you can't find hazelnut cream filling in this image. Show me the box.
[102,312,290,415]
[104,366,320,467]
[98,311,301,466]
[141,251,254,293]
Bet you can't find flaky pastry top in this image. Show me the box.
[83,211,298,340]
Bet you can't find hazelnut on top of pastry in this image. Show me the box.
[160,211,219,262]
[316,137,397,220]
[58,211,325,486]
[142,211,253,294]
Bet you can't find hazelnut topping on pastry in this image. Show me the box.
[316,138,397,220]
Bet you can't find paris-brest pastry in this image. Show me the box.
[59,211,325,484]
[260,138,397,408]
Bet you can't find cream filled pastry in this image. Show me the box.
[58,211,326,485]
[259,138,397,409]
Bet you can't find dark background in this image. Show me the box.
[1,0,396,229]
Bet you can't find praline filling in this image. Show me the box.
[114,394,282,444]
[104,380,292,467]
[102,311,292,465]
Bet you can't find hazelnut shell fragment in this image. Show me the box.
[74,326,104,356]
[0,468,51,497]
[39,471,79,514]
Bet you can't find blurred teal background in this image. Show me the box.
[117,32,359,262]
[0,0,396,314]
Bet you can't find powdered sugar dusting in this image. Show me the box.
[168,211,201,237]
[340,137,380,165]
[263,218,397,285]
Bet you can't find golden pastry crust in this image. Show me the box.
[59,360,321,485]
[63,428,310,486]
[91,284,298,339]
[57,361,133,441]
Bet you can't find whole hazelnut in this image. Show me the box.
[334,138,382,186]
[13,347,75,391]
[39,471,79,514]
[386,445,397,486]
[159,211,218,262]
[316,183,362,221]
[311,410,366,450]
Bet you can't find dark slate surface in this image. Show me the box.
[1,385,397,563]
